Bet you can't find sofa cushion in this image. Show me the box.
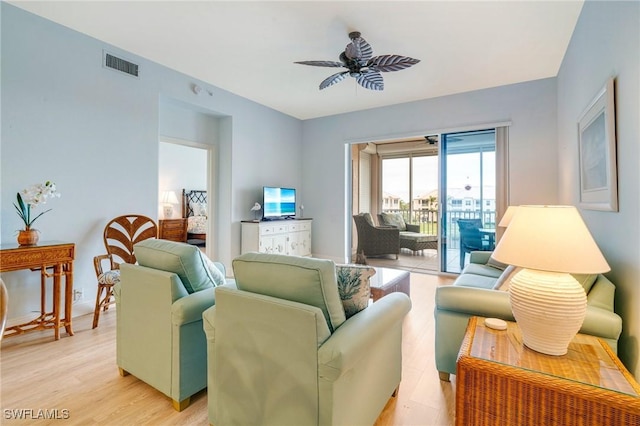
[98,269,121,285]
[336,264,375,319]
[134,239,215,294]
[453,273,497,289]
[486,256,509,271]
[381,212,407,231]
[462,263,504,279]
[232,253,346,332]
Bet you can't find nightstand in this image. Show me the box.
[158,218,187,242]
[456,316,640,425]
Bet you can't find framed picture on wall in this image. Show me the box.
[577,77,618,212]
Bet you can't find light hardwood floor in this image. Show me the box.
[1,273,457,425]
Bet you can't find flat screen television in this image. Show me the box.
[262,186,296,220]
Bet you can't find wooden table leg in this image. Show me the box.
[53,263,61,341]
[64,261,74,336]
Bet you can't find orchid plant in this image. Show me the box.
[14,181,61,230]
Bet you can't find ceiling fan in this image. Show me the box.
[295,31,420,91]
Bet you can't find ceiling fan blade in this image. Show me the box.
[294,60,345,68]
[345,36,373,62]
[367,55,420,72]
[356,72,384,91]
[319,71,348,90]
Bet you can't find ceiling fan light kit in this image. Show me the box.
[295,31,420,91]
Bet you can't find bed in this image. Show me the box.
[182,189,207,247]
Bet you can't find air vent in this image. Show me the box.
[103,50,139,78]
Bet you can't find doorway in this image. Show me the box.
[158,138,212,254]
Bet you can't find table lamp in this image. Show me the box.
[491,205,610,355]
[498,205,518,227]
[160,190,179,219]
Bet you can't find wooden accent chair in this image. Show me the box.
[92,215,158,328]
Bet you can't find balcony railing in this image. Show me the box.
[381,208,496,248]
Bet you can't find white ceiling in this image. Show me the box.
[10,1,584,120]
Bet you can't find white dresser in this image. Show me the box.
[241,219,312,257]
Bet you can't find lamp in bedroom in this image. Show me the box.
[491,205,610,356]
[160,190,179,219]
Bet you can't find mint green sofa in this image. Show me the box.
[435,251,622,381]
[114,239,228,411]
[203,253,412,426]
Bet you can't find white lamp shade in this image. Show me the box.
[160,190,179,205]
[498,205,518,227]
[492,205,609,274]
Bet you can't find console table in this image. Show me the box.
[456,316,640,425]
[0,241,75,340]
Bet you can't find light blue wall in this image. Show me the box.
[0,4,302,319]
[557,0,640,377]
[302,78,559,261]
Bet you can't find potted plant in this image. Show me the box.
[14,181,61,245]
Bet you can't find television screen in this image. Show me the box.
[263,187,296,219]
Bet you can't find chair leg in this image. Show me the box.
[92,285,104,329]
[172,397,191,412]
[93,284,114,329]
[118,367,130,377]
[102,287,114,312]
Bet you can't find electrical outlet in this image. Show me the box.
[73,289,83,302]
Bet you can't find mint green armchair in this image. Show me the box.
[114,239,227,411]
[203,253,412,426]
[435,251,622,381]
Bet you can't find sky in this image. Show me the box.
[382,152,496,202]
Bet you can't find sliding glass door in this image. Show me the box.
[440,130,496,273]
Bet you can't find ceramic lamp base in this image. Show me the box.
[163,205,174,219]
[509,268,587,356]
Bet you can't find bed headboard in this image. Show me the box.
[182,189,207,218]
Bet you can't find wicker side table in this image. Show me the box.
[456,316,640,426]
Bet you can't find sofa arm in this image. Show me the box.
[435,286,514,319]
[120,264,190,305]
[318,293,411,381]
[172,288,216,325]
[582,305,622,342]
[469,251,493,265]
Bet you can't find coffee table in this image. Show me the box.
[370,267,410,301]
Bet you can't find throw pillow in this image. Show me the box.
[361,212,375,226]
[199,251,226,286]
[486,256,508,271]
[493,265,521,291]
[335,265,376,318]
[381,212,407,231]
